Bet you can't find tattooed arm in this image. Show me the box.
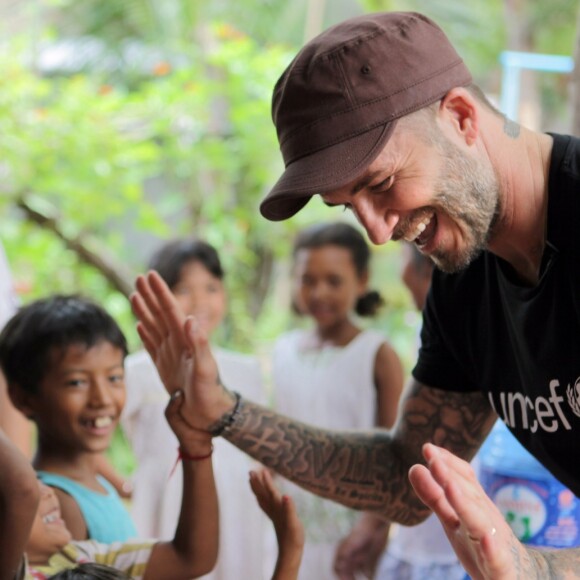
[131,270,495,524]
[220,379,496,524]
[132,271,580,577]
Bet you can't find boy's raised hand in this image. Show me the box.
[250,469,304,580]
[131,271,234,432]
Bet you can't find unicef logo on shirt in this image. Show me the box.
[566,377,580,418]
[493,484,547,542]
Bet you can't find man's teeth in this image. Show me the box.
[43,513,58,523]
[403,216,432,242]
[93,416,112,428]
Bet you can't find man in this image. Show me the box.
[132,11,580,578]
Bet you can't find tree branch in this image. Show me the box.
[17,197,134,298]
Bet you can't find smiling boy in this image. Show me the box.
[0,295,136,543]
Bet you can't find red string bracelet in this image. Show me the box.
[169,445,214,479]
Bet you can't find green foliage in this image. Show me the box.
[0,25,302,353]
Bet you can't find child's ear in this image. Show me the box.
[8,384,36,420]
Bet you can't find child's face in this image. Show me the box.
[26,482,72,564]
[401,244,432,311]
[25,341,126,456]
[293,245,367,331]
[172,261,226,337]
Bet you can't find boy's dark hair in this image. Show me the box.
[292,222,384,317]
[48,562,131,579]
[0,295,128,395]
[148,238,225,289]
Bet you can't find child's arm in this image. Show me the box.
[0,372,33,458]
[131,297,219,580]
[0,428,39,580]
[249,469,304,580]
[143,389,218,579]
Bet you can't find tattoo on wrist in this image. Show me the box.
[209,390,242,437]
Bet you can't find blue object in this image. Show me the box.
[38,471,137,543]
[499,50,574,121]
[479,421,580,548]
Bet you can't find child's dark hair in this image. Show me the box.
[0,295,128,395]
[148,238,225,289]
[293,222,384,317]
[48,562,131,579]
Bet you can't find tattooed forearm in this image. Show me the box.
[221,380,495,524]
[529,546,580,579]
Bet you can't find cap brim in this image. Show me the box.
[260,120,396,221]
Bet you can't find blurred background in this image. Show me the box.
[1,0,579,468]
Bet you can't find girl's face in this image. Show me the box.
[172,261,227,337]
[20,341,126,457]
[293,244,367,332]
[27,482,72,564]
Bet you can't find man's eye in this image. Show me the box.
[371,175,394,192]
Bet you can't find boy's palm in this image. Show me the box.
[250,469,304,580]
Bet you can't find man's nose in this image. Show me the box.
[353,204,399,245]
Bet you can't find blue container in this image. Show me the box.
[479,420,580,548]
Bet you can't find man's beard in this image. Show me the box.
[427,136,500,273]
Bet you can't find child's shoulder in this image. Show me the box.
[213,347,264,401]
[214,346,260,367]
[124,348,154,372]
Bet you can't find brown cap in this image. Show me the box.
[260,11,472,221]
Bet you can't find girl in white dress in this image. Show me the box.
[122,238,268,580]
[272,222,404,580]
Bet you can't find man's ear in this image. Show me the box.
[7,384,36,420]
[438,87,479,146]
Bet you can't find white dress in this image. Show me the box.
[271,328,387,580]
[122,347,269,580]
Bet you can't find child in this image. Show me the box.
[0,308,304,580]
[122,238,268,579]
[0,377,218,579]
[0,295,137,543]
[271,221,404,579]
[0,239,31,457]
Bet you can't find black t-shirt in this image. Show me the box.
[413,133,580,496]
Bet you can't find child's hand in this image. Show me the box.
[249,469,304,580]
[165,390,213,456]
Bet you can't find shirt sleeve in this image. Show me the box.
[412,273,479,392]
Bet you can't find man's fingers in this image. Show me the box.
[147,271,187,336]
[422,444,501,545]
[134,274,169,335]
[131,290,164,346]
[135,321,158,359]
[408,463,459,529]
